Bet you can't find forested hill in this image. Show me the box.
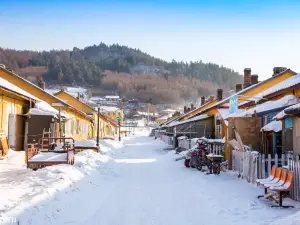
[0,43,242,103]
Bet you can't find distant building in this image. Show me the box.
[105,95,120,104]
[100,106,124,124]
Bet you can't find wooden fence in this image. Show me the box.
[161,135,173,146]
[232,150,300,201]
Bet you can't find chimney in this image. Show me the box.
[187,107,191,112]
[243,68,252,88]
[191,103,195,110]
[201,96,205,106]
[273,67,287,76]
[209,95,214,102]
[236,84,242,92]
[251,74,258,85]
[217,89,223,101]
[38,80,45,90]
[184,106,187,113]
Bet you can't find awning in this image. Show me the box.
[261,120,282,132]
[167,114,211,127]
[284,102,300,115]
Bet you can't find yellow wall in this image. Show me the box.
[0,68,92,140]
[0,90,29,137]
[104,110,124,124]
[63,111,92,140]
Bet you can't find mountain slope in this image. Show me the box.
[0,43,242,103]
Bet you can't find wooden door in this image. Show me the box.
[15,115,26,151]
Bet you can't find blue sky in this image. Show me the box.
[1,0,300,78]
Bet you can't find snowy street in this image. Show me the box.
[1,130,299,225]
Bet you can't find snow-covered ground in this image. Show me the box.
[1,130,299,225]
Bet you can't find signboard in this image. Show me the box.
[229,94,238,114]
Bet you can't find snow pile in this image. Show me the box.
[99,139,124,155]
[75,150,112,174]
[0,149,112,220]
[75,139,97,147]
[261,120,282,132]
[29,152,68,162]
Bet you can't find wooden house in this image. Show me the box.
[284,103,300,156]
[0,76,38,154]
[169,67,297,161]
[54,89,120,139]
[0,66,93,140]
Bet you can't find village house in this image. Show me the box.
[283,103,300,157]
[164,67,298,162]
[0,76,37,155]
[53,89,120,138]
[101,105,124,125]
[0,66,93,141]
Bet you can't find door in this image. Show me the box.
[15,115,26,151]
[8,114,16,150]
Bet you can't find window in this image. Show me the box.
[263,116,268,126]
[76,119,80,135]
[71,120,74,135]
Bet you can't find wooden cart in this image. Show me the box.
[206,154,224,175]
[26,138,75,170]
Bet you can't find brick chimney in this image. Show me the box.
[243,68,252,88]
[184,106,187,113]
[38,80,45,90]
[191,103,195,110]
[209,95,214,102]
[217,89,223,101]
[273,67,287,76]
[201,96,205,106]
[251,74,258,85]
[236,84,242,92]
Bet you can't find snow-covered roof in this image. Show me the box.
[217,108,230,120]
[90,96,105,101]
[137,111,159,116]
[157,115,170,120]
[168,114,211,127]
[261,120,282,132]
[217,108,246,120]
[229,95,300,117]
[239,74,300,106]
[105,95,120,99]
[285,102,300,112]
[28,101,69,117]
[0,77,38,100]
[161,109,176,113]
[273,110,286,120]
[100,106,120,112]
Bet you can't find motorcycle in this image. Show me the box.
[184,139,210,170]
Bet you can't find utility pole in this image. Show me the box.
[96,104,100,147]
[118,117,121,141]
